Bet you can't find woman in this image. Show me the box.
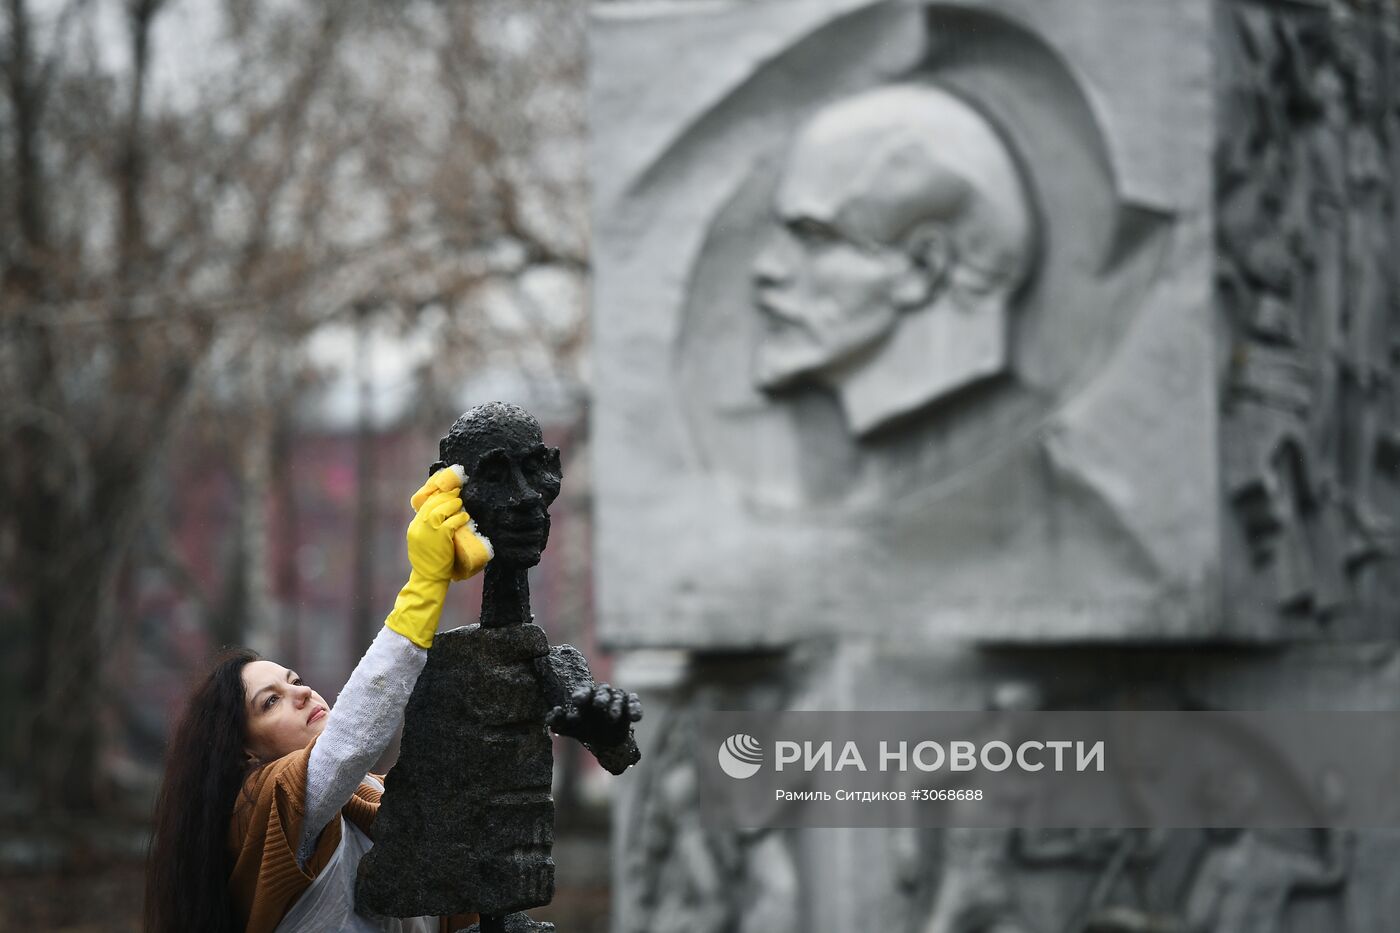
[145,467,491,933]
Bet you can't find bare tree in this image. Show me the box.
[0,0,589,823]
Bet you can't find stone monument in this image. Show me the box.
[355,403,642,932]
[750,82,1036,437]
[593,0,1400,645]
[591,0,1400,930]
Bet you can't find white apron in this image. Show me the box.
[274,777,437,933]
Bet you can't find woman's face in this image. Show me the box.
[241,660,329,762]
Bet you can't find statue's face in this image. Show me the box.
[750,201,911,390]
[438,404,562,568]
[750,104,948,392]
[747,85,1034,406]
[463,441,562,567]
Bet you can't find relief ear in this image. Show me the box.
[891,221,953,309]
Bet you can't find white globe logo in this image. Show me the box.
[718,733,764,779]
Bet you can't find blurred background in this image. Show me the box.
[0,0,605,928]
[8,0,1400,931]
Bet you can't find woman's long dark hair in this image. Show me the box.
[145,647,260,933]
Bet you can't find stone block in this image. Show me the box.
[612,643,1400,932]
[590,0,1400,645]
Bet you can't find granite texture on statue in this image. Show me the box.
[355,403,641,930]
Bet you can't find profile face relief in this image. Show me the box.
[751,173,917,391]
[750,83,1035,436]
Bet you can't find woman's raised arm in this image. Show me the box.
[296,468,490,866]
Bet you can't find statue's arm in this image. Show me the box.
[534,643,642,774]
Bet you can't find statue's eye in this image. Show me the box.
[476,453,509,482]
[788,218,840,246]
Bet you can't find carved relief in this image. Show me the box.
[751,83,1036,438]
[595,0,1229,647]
[891,808,1356,933]
[1219,0,1400,624]
[623,701,800,933]
[671,8,1170,512]
[1181,829,1351,933]
[889,681,1357,933]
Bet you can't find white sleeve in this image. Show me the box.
[297,625,428,867]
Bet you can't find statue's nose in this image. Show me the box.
[752,231,793,286]
[509,464,542,504]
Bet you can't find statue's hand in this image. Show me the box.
[546,683,643,747]
[535,646,642,773]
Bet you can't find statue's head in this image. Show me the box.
[751,83,1035,435]
[432,402,562,568]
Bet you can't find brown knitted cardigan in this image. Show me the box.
[227,738,476,933]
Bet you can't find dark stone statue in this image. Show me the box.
[356,402,642,933]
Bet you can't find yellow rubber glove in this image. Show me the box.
[385,471,472,649]
[409,466,493,581]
